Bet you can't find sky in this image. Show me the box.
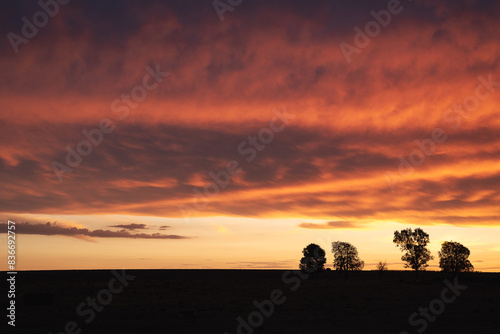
[0,0,499,272]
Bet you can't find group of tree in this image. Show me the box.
[299,241,364,274]
[393,228,474,278]
[300,228,474,278]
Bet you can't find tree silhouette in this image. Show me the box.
[438,241,474,273]
[299,243,326,272]
[376,260,388,279]
[376,260,388,271]
[393,228,434,280]
[331,241,364,273]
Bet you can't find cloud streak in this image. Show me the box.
[299,221,363,229]
[109,223,148,230]
[0,222,189,240]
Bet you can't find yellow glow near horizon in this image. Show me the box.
[1,215,498,272]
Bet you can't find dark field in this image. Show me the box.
[5,270,500,333]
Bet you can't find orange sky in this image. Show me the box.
[0,0,499,272]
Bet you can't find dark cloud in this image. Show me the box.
[109,223,148,230]
[1,119,499,224]
[0,222,189,239]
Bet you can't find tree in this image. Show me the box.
[393,228,434,280]
[376,261,388,271]
[299,243,326,272]
[331,241,364,272]
[376,260,388,279]
[438,241,474,273]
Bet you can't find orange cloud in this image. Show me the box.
[1,0,499,229]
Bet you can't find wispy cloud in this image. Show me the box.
[225,260,296,269]
[298,220,362,229]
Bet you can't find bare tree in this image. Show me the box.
[393,228,434,280]
[439,241,474,273]
[376,261,388,271]
[376,260,388,278]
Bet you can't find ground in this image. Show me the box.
[9,269,500,333]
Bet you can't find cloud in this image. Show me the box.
[298,220,362,229]
[109,223,148,230]
[0,0,500,229]
[477,266,500,272]
[0,222,189,240]
[225,260,296,269]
